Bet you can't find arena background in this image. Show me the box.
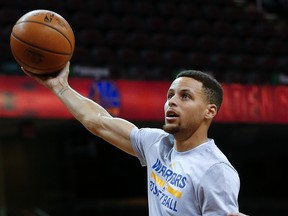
[0,0,288,215]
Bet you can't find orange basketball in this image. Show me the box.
[10,9,75,75]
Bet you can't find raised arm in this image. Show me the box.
[23,62,137,156]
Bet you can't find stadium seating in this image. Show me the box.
[1,0,287,82]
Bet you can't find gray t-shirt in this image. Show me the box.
[131,127,240,216]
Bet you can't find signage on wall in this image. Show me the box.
[0,75,287,123]
[88,80,121,116]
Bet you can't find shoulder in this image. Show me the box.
[130,128,174,166]
[131,127,174,154]
[131,127,171,142]
[204,140,233,166]
[185,140,239,183]
[199,141,240,187]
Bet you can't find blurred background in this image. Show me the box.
[0,0,288,215]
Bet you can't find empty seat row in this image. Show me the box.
[76,29,288,55]
[0,0,287,83]
[71,46,287,72]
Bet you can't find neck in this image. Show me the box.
[173,127,208,152]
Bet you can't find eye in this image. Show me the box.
[181,93,190,100]
[167,92,174,99]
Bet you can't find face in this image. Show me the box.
[163,77,209,135]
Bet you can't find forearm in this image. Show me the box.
[53,82,111,126]
[49,80,136,155]
[22,63,136,155]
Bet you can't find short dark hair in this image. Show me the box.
[176,70,223,111]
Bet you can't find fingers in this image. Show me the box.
[64,61,70,69]
[21,66,36,78]
[20,61,70,86]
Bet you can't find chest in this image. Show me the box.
[147,156,202,215]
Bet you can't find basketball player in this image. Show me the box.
[23,62,248,215]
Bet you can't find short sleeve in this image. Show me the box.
[198,163,240,216]
[130,127,147,166]
[130,127,170,167]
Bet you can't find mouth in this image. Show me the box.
[165,110,179,121]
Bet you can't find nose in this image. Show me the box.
[168,95,177,107]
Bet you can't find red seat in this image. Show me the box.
[253,23,276,39]
[209,53,233,69]
[256,56,277,71]
[106,31,127,48]
[211,21,234,36]
[244,38,265,55]
[157,2,177,18]
[71,12,96,31]
[117,49,139,65]
[178,3,201,19]
[71,46,91,64]
[113,0,134,16]
[217,37,242,53]
[66,0,89,12]
[0,26,12,44]
[245,5,265,22]
[78,30,105,47]
[202,5,224,21]
[187,52,210,68]
[223,6,246,22]
[265,39,286,55]
[88,0,112,13]
[0,8,22,26]
[91,48,116,66]
[141,50,162,66]
[189,19,211,36]
[95,14,119,31]
[232,55,257,70]
[127,32,152,49]
[151,33,174,50]
[274,23,288,40]
[174,34,197,52]
[277,57,288,71]
[167,18,188,34]
[197,36,218,53]
[0,43,12,61]
[163,51,187,68]
[144,16,167,33]
[120,15,145,32]
[233,22,255,38]
[134,1,157,16]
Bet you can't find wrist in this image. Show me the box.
[56,85,70,96]
[53,80,70,96]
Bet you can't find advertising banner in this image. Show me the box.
[0,75,287,123]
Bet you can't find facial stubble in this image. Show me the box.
[163,123,180,134]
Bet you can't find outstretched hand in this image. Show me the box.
[21,62,70,91]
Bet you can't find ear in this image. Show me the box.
[205,104,217,119]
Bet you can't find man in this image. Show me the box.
[23,63,247,215]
